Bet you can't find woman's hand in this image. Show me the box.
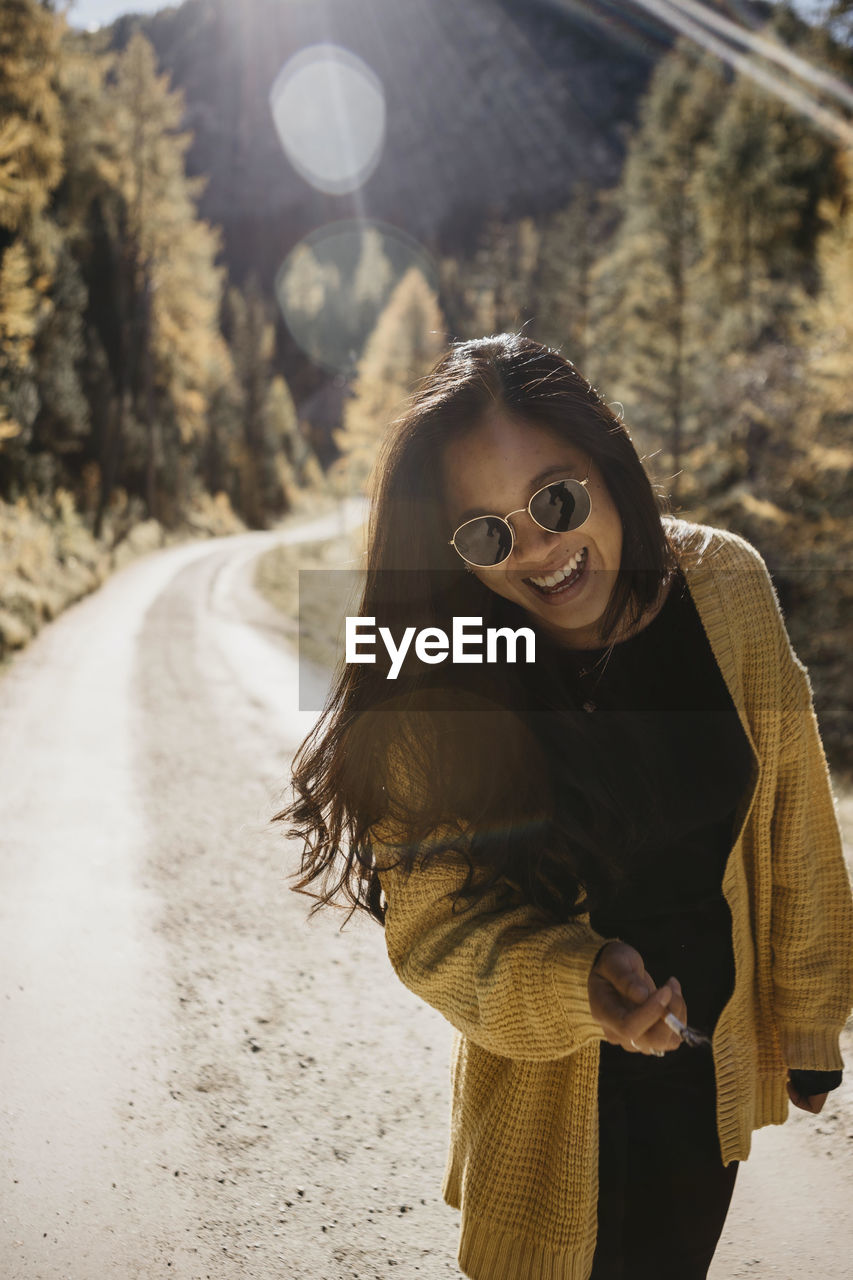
[786,1074,829,1114]
[588,940,687,1055]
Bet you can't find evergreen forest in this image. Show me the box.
[1,0,851,774]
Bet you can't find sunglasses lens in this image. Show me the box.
[454,516,513,567]
[530,479,591,532]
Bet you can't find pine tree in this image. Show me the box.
[800,162,853,430]
[0,0,64,470]
[350,226,395,350]
[225,274,290,527]
[261,372,322,512]
[333,267,445,492]
[71,29,228,531]
[29,239,91,475]
[534,181,608,365]
[278,227,401,374]
[588,44,726,495]
[679,40,842,506]
[0,1,63,234]
[0,241,40,446]
[693,75,837,348]
[277,240,343,370]
[451,217,540,340]
[203,375,242,504]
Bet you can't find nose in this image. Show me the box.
[507,511,561,566]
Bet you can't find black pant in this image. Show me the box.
[589,1039,738,1280]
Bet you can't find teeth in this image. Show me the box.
[529,547,586,589]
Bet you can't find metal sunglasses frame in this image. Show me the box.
[448,455,593,569]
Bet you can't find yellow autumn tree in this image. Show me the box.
[791,155,853,531]
[332,267,445,493]
[89,29,229,528]
[803,170,853,420]
[0,0,64,445]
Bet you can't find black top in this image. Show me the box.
[568,569,841,1095]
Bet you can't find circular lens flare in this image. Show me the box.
[270,44,385,195]
[275,220,438,374]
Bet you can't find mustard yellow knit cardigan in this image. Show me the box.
[371,518,853,1280]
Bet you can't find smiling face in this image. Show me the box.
[441,413,624,649]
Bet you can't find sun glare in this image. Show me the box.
[627,0,853,146]
[269,44,386,197]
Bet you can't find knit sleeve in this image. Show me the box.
[769,644,853,1072]
[375,845,614,1061]
[370,731,616,1062]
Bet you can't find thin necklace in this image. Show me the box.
[576,642,616,713]
[575,575,676,711]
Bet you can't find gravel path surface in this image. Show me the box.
[1,507,850,1278]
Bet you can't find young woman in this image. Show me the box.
[278,334,853,1280]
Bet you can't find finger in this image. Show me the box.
[627,979,652,1004]
[599,949,652,1004]
[662,976,688,1031]
[594,982,676,1053]
[635,1018,682,1055]
[589,970,649,1029]
[629,966,659,1003]
[620,985,673,1047]
[601,1020,640,1051]
[647,976,687,1045]
[637,973,685,1036]
[632,968,658,1005]
[589,951,681,1050]
[589,977,653,1049]
[632,1018,681,1055]
[625,977,685,1054]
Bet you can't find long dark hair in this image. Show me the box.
[274,334,678,926]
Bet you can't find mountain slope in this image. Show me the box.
[111,0,679,276]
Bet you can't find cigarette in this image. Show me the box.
[663,1010,712,1048]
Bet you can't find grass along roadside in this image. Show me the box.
[0,488,245,674]
[253,520,366,675]
[0,487,344,678]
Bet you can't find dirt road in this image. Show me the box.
[1,510,851,1278]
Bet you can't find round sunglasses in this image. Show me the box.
[448,457,592,568]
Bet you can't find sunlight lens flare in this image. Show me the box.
[544,0,853,147]
[270,44,386,195]
[275,220,438,374]
[633,0,853,146]
[670,0,853,113]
